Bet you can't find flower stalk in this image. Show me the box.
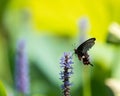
[79,17,91,96]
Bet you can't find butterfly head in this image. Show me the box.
[74,49,78,54]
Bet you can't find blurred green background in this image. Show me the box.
[0,0,120,96]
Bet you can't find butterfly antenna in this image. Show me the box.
[69,43,76,56]
[72,43,76,47]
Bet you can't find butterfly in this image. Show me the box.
[74,38,96,66]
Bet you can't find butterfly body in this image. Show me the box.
[74,38,96,66]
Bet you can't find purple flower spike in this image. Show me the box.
[59,52,74,96]
[15,39,30,95]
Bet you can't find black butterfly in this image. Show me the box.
[74,38,96,66]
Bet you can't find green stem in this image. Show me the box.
[82,66,91,96]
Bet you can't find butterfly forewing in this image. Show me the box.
[77,38,96,53]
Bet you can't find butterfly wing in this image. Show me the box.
[77,38,96,53]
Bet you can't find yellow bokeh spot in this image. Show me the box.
[8,0,120,42]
